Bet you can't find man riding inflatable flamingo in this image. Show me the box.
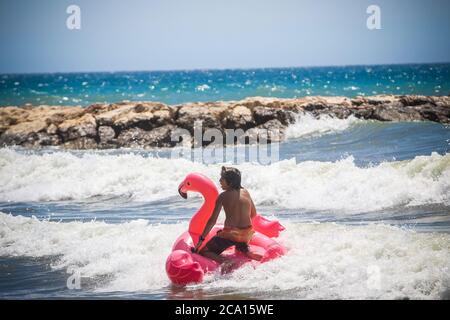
[166,166,287,285]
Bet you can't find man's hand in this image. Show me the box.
[191,239,203,253]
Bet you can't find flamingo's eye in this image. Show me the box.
[187,182,191,186]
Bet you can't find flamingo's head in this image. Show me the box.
[178,173,218,199]
[166,250,204,285]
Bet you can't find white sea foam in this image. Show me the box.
[285,113,361,139]
[195,84,210,92]
[1,149,449,212]
[1,213,448,299]
[0,212,184,291]
[201,221,450,299]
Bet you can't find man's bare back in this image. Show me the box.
[221,188,256,228]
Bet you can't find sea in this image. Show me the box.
[0,63,449,299]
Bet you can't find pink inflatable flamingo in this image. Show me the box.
[166,173,286,285]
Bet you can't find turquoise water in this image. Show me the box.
[1,63,449,106]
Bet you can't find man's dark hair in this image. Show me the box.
[221,166,242,190]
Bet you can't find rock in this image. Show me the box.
[1,96,449,149]
[63,137,98,149]
[0,119,48,145]
[432,96,450,108]
[417,103,450,123]
[222,105,254,129]
[400,95,434,106]
[0,105,85,146]
[113,103,173,129]
[351,97,366,106]
[98,126,116,144]
[256,119,285,142]
[0,107,23,134]
[371,102,423,122]
[303,102,328,113]
[175,103,227,130]
[330,107,354,119]
[58,113,97,141]
[350,106,374,119]
[33,132,61,147]
[46,123,57,135]
[242,119,285,144]
[134,104,147,113]
[252,106,278,124]
[93,104,135,126]
[366,95,398,105]
[91,102,173,130]
[149,124,178,147]
[252,107,295,126]
[320,96,352,107]
[117,124,177,148]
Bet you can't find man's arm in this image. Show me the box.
[193,194,223,251]
[201,194,223,238]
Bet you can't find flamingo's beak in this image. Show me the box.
[178,181,188,199]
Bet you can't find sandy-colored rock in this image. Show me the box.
[113,103,173,129]
[222,105,254,129]
[0,119,48,145]
[1,95,449,149]
[58,113,97,141]
[98,126,116,144]
[175,103,227,130]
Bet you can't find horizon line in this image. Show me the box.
[2,61,450,76]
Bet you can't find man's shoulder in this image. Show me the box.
[240,188,251,196]
[218,191,228,200]
[219,190,231,197]
[218,190,236,201]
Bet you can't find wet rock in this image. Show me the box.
[98,126,116,144]
[256,119,285,142]
[117,124,177,148]
[417,103,450,123]
[32,132,61,147]
[58,113,97,141]
[350,106,374,119]
[330,107,354,119]
[63,137,98,149]
[242,119,286,144]
[371,102,423,122]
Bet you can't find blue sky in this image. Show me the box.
[0,0,449,73]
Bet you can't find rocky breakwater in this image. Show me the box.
[0,95,449,149]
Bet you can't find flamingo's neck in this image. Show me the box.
[188,187,219,239]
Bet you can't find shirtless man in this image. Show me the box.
[192,166,262,272]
